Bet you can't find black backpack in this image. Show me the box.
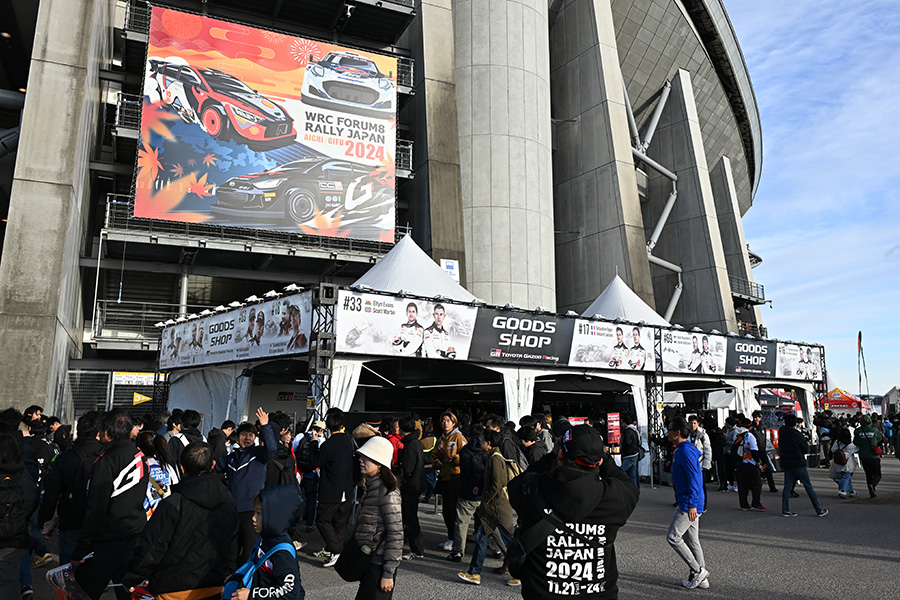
[731,434,746,463]
[0,473,28,541]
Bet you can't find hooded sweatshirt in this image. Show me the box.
[250,484,305,600]
[121,471,239,594]
[38,437,103,531]
[508,456,639,600]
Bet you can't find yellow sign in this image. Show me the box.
[306,396,316,409]
[133,392,152,406]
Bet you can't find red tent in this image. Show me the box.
[816,388,871,412]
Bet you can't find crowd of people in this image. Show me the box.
[0,402,896,600]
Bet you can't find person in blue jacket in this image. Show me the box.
[227,484,305,600]
[666,417,709,590]
[219,408,279,563]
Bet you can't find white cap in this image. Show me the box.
[357,436,393,468]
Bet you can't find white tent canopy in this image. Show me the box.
[581,275,670,326]
[352,234,476,302]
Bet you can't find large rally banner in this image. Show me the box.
[335,291,478,359]
[775,343,823,382]
[568,320,654,371]
[724,339,777,378]
[661,330,726,375]
[136,6,397,242]
[159,292,312,369]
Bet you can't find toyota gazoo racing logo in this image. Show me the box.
[492,316,557,349]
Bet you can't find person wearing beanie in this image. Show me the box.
[352,436,403,599]
[507,425,639,600]
[853,414,883,497]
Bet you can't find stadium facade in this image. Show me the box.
[0,0,767,417]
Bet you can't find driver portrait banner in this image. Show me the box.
[661,330,726,375]
[159,292,312,369]
[775,343,823,382]
[335,291,478,360]
[568,320,654,371]
[136,6,397,242]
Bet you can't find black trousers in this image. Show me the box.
[354,560,395,600]
[860,457,882,489]
[317,501,353,554]
[0,547,25,599]
[400,491,424,555]
[237,510,259,564]
[74,536,138,600]
[440,476,460,540]
[735,465,762,508]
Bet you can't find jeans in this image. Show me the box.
[423,470,436,502]
[467,524,513,576]
[28,509,48,557]
[58,529,80,566]
[622,455,640,488]
[666,508,705,572]
[833,471,854,494]
[782,467,822,514]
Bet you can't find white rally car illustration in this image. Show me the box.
[301,51,395,119]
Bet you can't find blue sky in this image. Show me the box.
[723,0,900,397]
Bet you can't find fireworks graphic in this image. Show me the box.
[289,38,322,67]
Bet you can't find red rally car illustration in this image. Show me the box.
[145,57,296,149]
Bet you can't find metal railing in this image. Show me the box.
[396,139,413,173]
[93,300,213,341]
[124,0,150,34]
[116,93,143,129]
[729,275,765,302]
[105,195,409,253]
[738,322,768,339]
[382,0,415,7]
[397,57,414,90]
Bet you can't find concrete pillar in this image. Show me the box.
[0,0,112,416]
[645,69,737,332]
[550,0,655,313]
[409,0,468,285]
[454,0,556,309]
[710,155,762,327]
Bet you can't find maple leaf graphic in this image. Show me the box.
[137,143,163,183]
[369,151,395,187]
[186,159,197,166]
[171,163,184,177]
[140,100,178,142]
[202,153,218,167]
[133,173,212,223]
[187,172,214,197]
[299,207,350,239]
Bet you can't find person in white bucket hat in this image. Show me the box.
[347,436,403,599]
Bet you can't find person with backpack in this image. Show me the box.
[122,442,239,599]
[225,483,304,600]
[447,424,486,563]
[828,428,859,498]
[72,410,151,600]
[37,411,103,566]
[506,424,639,600]
[457,429,520,587]
[266,412,298,489]
[168,409,205,469]
[0,432,39,599]
[295,421,324,534]
[731,417,766,512]
[22,416,57,568]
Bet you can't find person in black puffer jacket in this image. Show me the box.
[73,410,150,600]
[396,417,424,558]
[38,411,104,565]
[122,442,239,599]
[0,432,39,599]
[448,425,487,562]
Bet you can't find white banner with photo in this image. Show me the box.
[159,291,313,370]
[567,320,654,371]
[660,330,726,375]
[335,290,478,360]
[775,343,823,382]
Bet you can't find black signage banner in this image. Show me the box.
[467,310,576,366]
[725,339,777,377]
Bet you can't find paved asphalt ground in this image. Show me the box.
[33,458,900,599]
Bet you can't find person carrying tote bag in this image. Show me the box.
[338,436,403,600]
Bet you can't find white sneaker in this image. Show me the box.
[684,567,709,589]
[293,540,305,550]
[838,491,848,499]
[323,553,340,568]
[439,539,454,551]
[681,577,710,589]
